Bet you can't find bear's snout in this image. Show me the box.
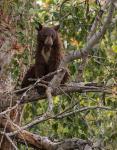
[44,36,53,47]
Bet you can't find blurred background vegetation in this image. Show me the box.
[0,0,117,149]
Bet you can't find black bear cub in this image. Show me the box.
[21,24,69,94]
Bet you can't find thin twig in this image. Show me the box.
[4,133,18,150]
[56,106,116,119]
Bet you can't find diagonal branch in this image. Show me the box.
[66,1,114,62]
[57,106,116,119]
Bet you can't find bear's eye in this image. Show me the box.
[40,33,47,40]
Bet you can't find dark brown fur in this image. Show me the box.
[21,24,69,94]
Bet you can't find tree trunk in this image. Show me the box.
[0,3,22,149]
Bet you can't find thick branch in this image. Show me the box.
[0,117,92,150]
[0,82,115,114]
[20,82,114,104]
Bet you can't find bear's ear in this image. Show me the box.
[36,23,43,31]
[53,25,60,31]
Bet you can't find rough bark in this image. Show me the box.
[0,7,22,150]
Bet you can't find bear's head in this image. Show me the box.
[36,23,60,52]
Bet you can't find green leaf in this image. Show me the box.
[112,44,117,53]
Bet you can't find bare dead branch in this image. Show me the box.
[0,117,92,149]
[56,106,115,119]
[46,86,53,113]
